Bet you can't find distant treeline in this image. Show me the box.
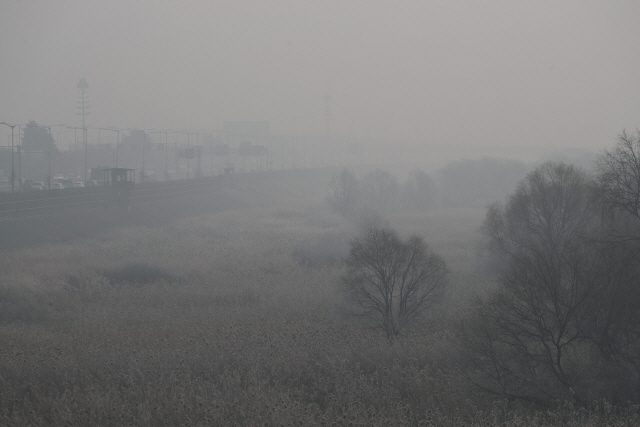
[327,157,533,216]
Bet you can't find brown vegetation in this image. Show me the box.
[0,168,639,425]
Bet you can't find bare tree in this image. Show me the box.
[327,168,359,216]
[590,135,640,399]
[459,151,640,404]
[342,224,447,339]
[463,162,599,402]
[595,130,640,220]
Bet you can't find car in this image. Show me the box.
[72,181,84,188]
[51,183,64,190]
[53,174,65,181]
[31,182,45,191]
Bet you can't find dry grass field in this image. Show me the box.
[1,170,638,426]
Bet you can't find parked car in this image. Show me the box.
[72,181,84,188]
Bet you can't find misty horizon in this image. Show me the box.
[1,1,639,154]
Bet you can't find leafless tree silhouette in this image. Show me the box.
[342,224,447,339]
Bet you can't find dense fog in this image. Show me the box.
[3,2,640,426]
[1,1,639,156]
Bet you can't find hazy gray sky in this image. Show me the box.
[1,0,639,151]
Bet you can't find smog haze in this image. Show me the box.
[1,0,639,152]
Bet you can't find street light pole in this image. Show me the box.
[0,122,16,193]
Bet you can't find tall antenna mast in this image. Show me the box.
[77,77,90,130]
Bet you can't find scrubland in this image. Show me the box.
[0,170,638,426]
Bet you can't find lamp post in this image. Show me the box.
[0,122,16,193]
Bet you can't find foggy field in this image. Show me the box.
[3,1,640,423]
[1,169,638,426]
